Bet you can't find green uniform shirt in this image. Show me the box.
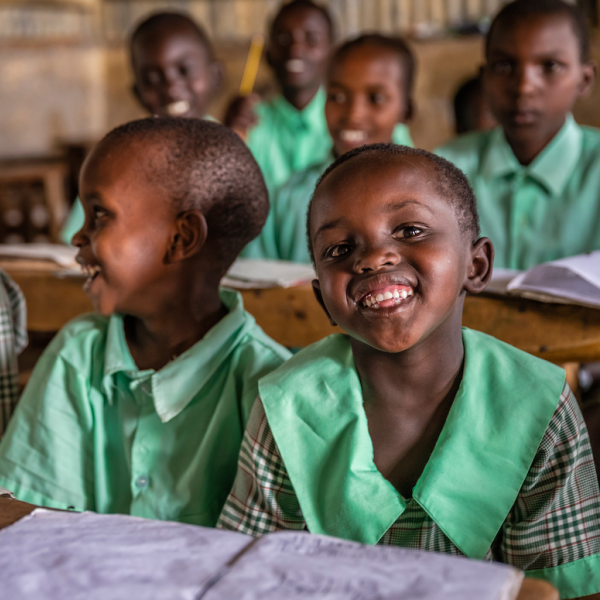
[436,115,600,270]
[219,329,600,598]
[245,124,414,262]
[0,288,290,526]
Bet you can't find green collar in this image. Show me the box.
[102,288,253,422]
[271,88,326,131]
[260,329,565,558]
[481,114,583,196]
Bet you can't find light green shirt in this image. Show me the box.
[0,288,290,526]
[436,115,600,270]
[246,124,414,262]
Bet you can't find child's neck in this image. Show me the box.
[124,275,227,371]
[281,82,321,111]
[504,116,566,166]
[350,318,465,498]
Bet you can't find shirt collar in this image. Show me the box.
[102,288,253,422]
[271,88,326,131]
[481,114,582,195]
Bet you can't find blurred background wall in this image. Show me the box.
[1,0,599,161]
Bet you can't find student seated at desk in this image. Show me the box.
[436,0,600,270]
[0,119,290,526]
[264,33,414,263]
[61,11,223,244]
[218,145,600,599]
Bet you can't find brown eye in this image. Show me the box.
[394,226,422,239]
[327,91,346,104]
[329,244,350,258]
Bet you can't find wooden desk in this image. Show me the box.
[0,498,558,600]
[3,258,600,365]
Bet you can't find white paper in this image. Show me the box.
[0,243,78,267]
[204,531,524,600]
[224,258,315,289]
[0,509,250,600]
[487,268,522,295]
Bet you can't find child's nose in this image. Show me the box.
[354,245,400,273]
[513,65,539,96]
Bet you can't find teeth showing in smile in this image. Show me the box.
[362,285,414,309]
[286,59,305,73]
[340,130,368,143]
[165,100,190,116]
[81,264,101,280]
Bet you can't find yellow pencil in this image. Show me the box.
[239,34,265,96]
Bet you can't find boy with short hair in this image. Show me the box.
[265,33,415,263]
[219,144,600,598]
[61,11,222,243]
[437,0,600,270]
[0,119,290,526]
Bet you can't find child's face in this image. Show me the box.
[310,156,478,354]
[268,5,331,92]
[73,141,179,317]
[326,45,409,156]
[484,14,594,142]
[133,25,215,118]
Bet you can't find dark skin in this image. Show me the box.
[224,4,331,139]
[483,13,595,165]
[132,22,222,119]
[309,155,493,497]
[72,138,226,371]
[326,44,412,157]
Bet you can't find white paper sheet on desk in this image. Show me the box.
[0,509,250,600]
[206,531,523,600]
[223,258,316,289]
[0,243,78,268]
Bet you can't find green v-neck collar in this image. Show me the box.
[260,329,564,558]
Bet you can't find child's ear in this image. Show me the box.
[464,236,494,294]
[579,60,596,99]
[312,279,337,327]
[167,210,208,263]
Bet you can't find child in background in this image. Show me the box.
[437,0,600,270]
[0,119,290,526]
[225,0,333,197]
[61,12,222,243]
[263,34,415,263]
[219,144,600,599]
[453,75,497,135]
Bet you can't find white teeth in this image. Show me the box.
[81,264,101,279]
[383,291,393,300]
[401,290,407,299]
[286,59,305,73]
[375,293,384,302]
[340,130,368,143]
[165,100,190,116]
[393,290,400,299]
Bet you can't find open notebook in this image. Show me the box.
[488,252,600,308]
[0,509,523,600]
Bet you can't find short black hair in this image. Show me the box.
[486,0,590,62]
[453,76,483,135]
[306,144,480,265]
[101,118,269,272]
[130,12,216,65]
[330,33,415,103]
[270,0,335,42]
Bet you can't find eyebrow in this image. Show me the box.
[313,199,432,240]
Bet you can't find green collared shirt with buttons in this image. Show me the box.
[0,288,290,527]
[436,114,600,270]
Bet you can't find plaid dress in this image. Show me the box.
[0,270,27,436]
[218,384,600,582]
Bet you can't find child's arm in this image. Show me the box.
[217,397,306,536]
[498,384,600,599]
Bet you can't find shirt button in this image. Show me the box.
[135,475,149,489]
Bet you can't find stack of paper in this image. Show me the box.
[223,258,316,289]
[0,243,78,268]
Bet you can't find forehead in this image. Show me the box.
[330,45,405,88]
[488,13,580,57]
[272,5,330,35]
[133,24,208,66]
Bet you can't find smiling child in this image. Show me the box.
[255,33,415,262]
[61,12,222,244]
[0,118,290,526]
[437,0,600,270]
[219,144,600,599]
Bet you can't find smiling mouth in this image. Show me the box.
[340,130,368,144]
[81,264,101,285]
[285,59,305,73]
[361,284,414,309]
[164,100,190,116]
